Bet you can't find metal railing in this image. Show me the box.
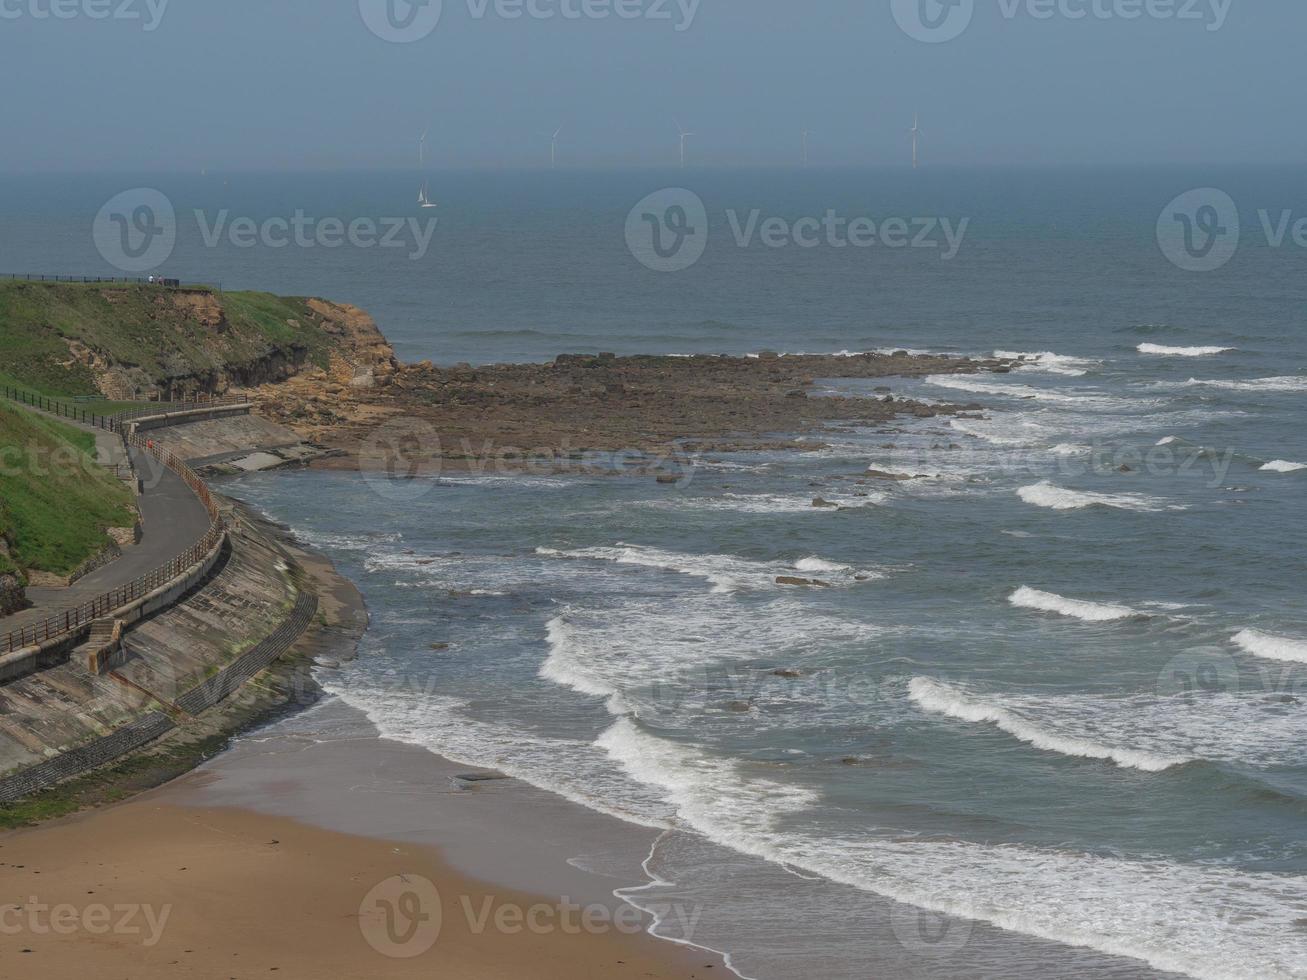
[0,386,245,432]
[2,274,220,291]
[1,396,229,654]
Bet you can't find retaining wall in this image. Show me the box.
[129,404,252,433]
[0,534,227,685]
[0,713,176,804]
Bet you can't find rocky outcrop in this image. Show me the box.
[304,299,399,388]
[0,574,24,617]
[38,286,399,402]
[0,538,24,616]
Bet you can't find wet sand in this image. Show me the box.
[0,796,721,980]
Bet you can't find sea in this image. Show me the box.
[2,167,1305,978]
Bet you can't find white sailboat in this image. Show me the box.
[419,178,437,209]
[418,130,438,208]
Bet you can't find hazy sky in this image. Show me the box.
[2,0,1302,171]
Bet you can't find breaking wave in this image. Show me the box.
[1009,587,1142,622]
[1232,629,1307,665]
[908,678,1190,772]
[1137,344,1235,357]
[1016,481,1180,512]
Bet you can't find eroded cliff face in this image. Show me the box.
[303,299,399,389]
[40,288,398,402]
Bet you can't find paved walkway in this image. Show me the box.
[2,433,212,635]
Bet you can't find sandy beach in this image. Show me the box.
[1,773,724,979]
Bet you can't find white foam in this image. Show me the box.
[537,595,886,719]
[536,545,883,593]
[927,374,1088,403]
[599,718,819,838]
[1009,587,1141,623]
[1156,436,1180,446]
[638,491,888,515]
[995,350,1096,376]
[1017,481,1180,513]
[1050,443,1089,456]
[294,529,402,552]
[1261,460,1307,473]
[1137,343,1235,357]
[598,711,1305,980]
[950,416,1054,447]
[908,678,1189,772]
[1232,629,1307,665]
[328,685,675,830]
[1182,376,1307,393]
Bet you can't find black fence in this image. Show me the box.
[0,386,245,432]
[1,274,219,291]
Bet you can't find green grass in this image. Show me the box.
[0,281,334,397]
[0,402,136,575]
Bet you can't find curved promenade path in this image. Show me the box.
[0,394,238,650]
[2,443,212,634]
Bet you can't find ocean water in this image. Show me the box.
[5,169,1306,978]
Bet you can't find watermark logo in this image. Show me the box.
[890,904,974,957]
[359,0,443,42]
[93,188,176,273]
[0,0,170,30]
[359,875,443,958]
[0,899,171,947]
[194,210,438,261]
[92,189,440,273]
[892,0,974,43]
[360,0,698,38]
[1157,188,1240,272]
[625,191,969,272]
[1157,648,1240,698]
[894,0,1232,42]
[360,418,443,501]
[625,188,709,273]
[726,210,969,258]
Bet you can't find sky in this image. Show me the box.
[1,0,1303,171]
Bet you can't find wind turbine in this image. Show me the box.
[543,125,564,168]
[674,118,694,169]
[908,112,923,170]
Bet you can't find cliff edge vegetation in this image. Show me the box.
[0,402,136,579]
[0,280,396,401]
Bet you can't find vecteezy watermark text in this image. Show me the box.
[726,210,969,258]
[92,189,439,272]
[1157,187,1307,272]
[360,418,699,502]
[358,0,699,43]
[625,189,969,272]
[892,0,1231,43]
[359,874,702,959]
[194,210,437,260]
[0,0,169,30]
[1,899,172,947]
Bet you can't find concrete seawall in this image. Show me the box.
[0,532,228,685]
[0,401,348,806]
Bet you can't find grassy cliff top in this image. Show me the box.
[0,402,137,576]
[0,281,338,397]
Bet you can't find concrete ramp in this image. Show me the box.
[145,413,338,472]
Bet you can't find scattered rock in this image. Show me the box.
[776,576,833,588]
[811,498,838,508]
